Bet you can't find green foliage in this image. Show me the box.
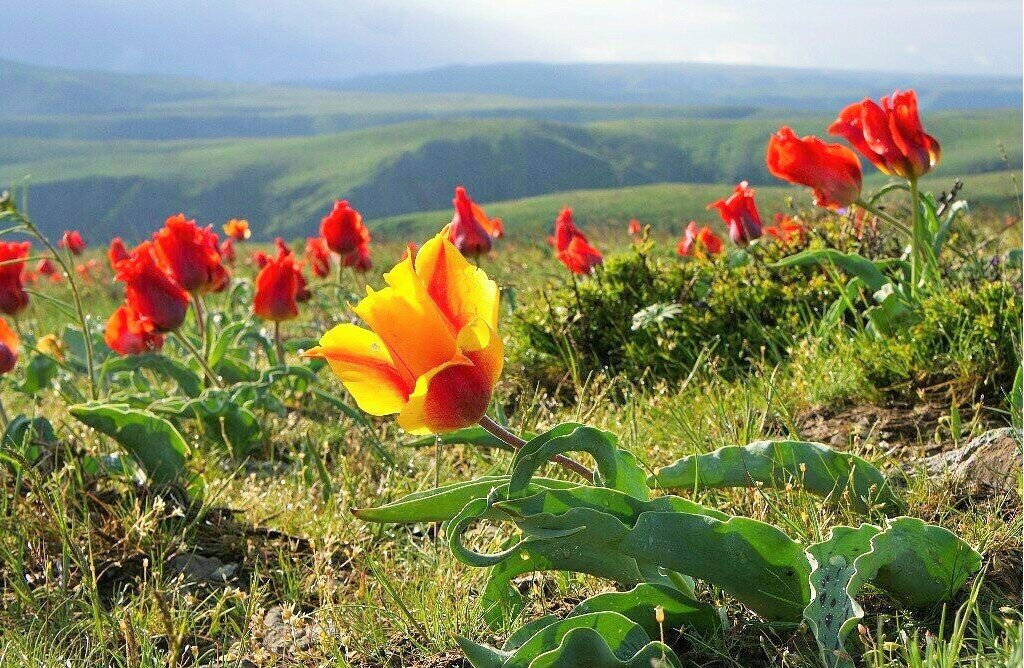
[360,423,980,665]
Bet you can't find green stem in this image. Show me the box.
[191,295,205,342]
[853,198,913,238]
[909,177,922,296]
[17,213,97,400]
[274,320,285,365]
[171,330,223,388]
[336,254,344,286]
[478,415,594,482]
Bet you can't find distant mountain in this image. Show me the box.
[319,62,1023,111]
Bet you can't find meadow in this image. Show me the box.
[0,71,1020,668]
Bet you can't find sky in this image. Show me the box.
[0,0,1020,81]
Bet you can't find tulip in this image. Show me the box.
[305,237,331,278]
[548,207,585,251]
[557,236,603,275]
[219,237,236,265]
[677,221,724,257]
[448,186,502,257]
[708,182,763,246]
[152,213,228,294]
[75,259,99,283]
[321,200,370,255]
[105,303,164,355]
[58,230,86,256]
[764,214,805,246]
[828,90,940,180]
[108,238,129,268]
[36,333,64,362]
[223,218,251,241]
[0,241,30,316]
[251,250,271,269]
[0,318,18,374]
[766,127,863,209]
[36,257,58,277]
[114,241,190,332]
[343,242,373,273]
[627,218,642,236]
[305,229,503,434]
[253,239,304,322]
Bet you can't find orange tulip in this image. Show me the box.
[223,218,251,241]
[765,214,806,246]
[0,318,18,374]
[828,90,940,180]
[766,127,863,209]
[305,229,502,434]
[105,303,164,355]
[677,222,724,257]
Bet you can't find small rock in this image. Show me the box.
[168,554,238,583]
[261,605,319,655]
[919,428,1022,495]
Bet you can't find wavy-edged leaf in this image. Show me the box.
[774,249,888,292]
[650,440,903,514]
[102,353,202,397]
[70,402,191,489]
[804,517,982,668]
[569,583,721,638]
[510,423,648,500]
[531,629,679,668]
[16,353,59,395]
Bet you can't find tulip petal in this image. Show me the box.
[307,323,412,416]
[354,253,457,381]
[415,232,500,334]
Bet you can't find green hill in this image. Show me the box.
[2,112,1019,242]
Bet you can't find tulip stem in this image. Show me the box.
[192,295,205,342]
[908,177,923,295]
[853,199,912,238]
[172,330,223,388]
[13,211,97,400]
[274,320,285,365]
[478,415,595,482]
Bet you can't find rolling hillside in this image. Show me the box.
[3,112,1020,242]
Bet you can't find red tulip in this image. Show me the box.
[447,187,502,257]
[105,303,164,355]
[58,230,86,256]
[0,318,18,374]
[548,207,586,251]
[254,239,304,322]
[305,237,331,278]
[677,222,724,257]
[320,200,370,255]
[75,259,99,283]
[36,257,57,277]
[557,236,603,275]
[764,214,805,246]
[222,218,251,242]
[342,242,372,273]
[114,241,190,332]
[152,213,228,294]
[108,238,129,268]
[828,90,941,180]
[219,237,236,265]
[251,250,271,269]
[627,218,642,236]
[708,182,764,247]
[766,127,863,209]
[0,241,30,316]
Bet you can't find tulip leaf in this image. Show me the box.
[16,353,59,395]
[650,440,903,514]
[804,517,982,668]
[101,353,203,397]
[1,415,56,470]
[150,389,263,458]
[774,249,888,292]
[404,426,537,452]
[509,423,649,500]
[70,402,192,489]
[568,583,721,637]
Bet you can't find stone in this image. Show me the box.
[920,428,1021,495]
[168,553,238,583]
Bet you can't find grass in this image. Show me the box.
[0,199,1019,666]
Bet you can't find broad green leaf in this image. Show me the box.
[1,415,56,469]
[804,517,981,668]
[404,426,537,452]
[651,440,903,514]
[774,249,888,292]
[208,321,247,369]
[102,353,203,397]
[531,630,679,668]
[70,402,191,488]
[354,476,580,524]
[510,424,649,500]
[569,583,721,637]
[16,354,59,395]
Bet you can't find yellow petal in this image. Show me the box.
[306,323,411,416]
[415,231,500,334]
[353,252,457,380]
